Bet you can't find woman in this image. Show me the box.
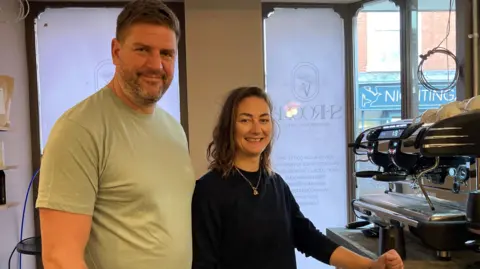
[192,86,403,269]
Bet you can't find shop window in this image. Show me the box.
[35,8,181,152]
[354,0,401,197]
[409,0,457,118]
[264,8,346,269]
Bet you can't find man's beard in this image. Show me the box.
[119,66,170,106]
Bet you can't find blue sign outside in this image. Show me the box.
[358,83,456,111]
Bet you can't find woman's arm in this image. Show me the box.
[330,248,403,269]
[329,246,373,269]
[281,176,369,266]
[283,177,403,269]
[191,179,222,269]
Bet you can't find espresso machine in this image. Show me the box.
[349,101,480,262]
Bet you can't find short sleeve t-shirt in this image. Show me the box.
[36,87,196,269]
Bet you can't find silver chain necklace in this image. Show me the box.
[234,167,261,196]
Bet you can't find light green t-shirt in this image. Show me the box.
[36,87,196,269]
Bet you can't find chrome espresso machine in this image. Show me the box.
[349,100,480,262]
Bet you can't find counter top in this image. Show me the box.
[326,227,480,269]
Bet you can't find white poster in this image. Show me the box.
[264,8,347,269]
[35,8,181,151]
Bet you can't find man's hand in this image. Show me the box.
[371,249,404,269]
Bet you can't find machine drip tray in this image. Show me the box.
[354,192,471,254]
[359,192,466,223]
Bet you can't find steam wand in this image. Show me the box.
[415,157,440,211]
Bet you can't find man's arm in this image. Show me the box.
[37,118,99,269]
[40,209,92,269]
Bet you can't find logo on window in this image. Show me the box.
[94,59,115,90]
[291,62,320,102]
[273,120,281,143]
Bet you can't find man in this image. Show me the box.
[36,1,195,269]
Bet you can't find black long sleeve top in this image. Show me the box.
[191,168,340,269]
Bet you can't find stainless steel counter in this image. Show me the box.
[326,227,480,269]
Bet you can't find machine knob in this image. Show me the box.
[452,181,461,193]
[456,166,469,182]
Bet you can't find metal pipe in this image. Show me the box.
[415,157,440,210]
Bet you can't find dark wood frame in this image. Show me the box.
[262,0,471,223]
[24,2,188,268]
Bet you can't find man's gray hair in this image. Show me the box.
[116,0,180,42]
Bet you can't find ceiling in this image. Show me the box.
[264,0,360,2]
[28,0,362,3]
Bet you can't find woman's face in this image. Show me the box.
[234,96,273,159]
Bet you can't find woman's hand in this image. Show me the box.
[371,249,404,269]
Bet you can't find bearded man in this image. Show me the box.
[36,1,196,269]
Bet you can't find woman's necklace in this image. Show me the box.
[234,167,261,196]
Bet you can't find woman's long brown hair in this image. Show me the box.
[206,86,274,177]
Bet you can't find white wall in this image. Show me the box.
[185,0,264,177]
[0,0,35,268]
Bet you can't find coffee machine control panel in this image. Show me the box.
[366,122,410,142]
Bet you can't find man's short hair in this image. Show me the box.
[116,0,181,42]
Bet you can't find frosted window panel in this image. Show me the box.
[36,8,181,151]
[264,8,346,269]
